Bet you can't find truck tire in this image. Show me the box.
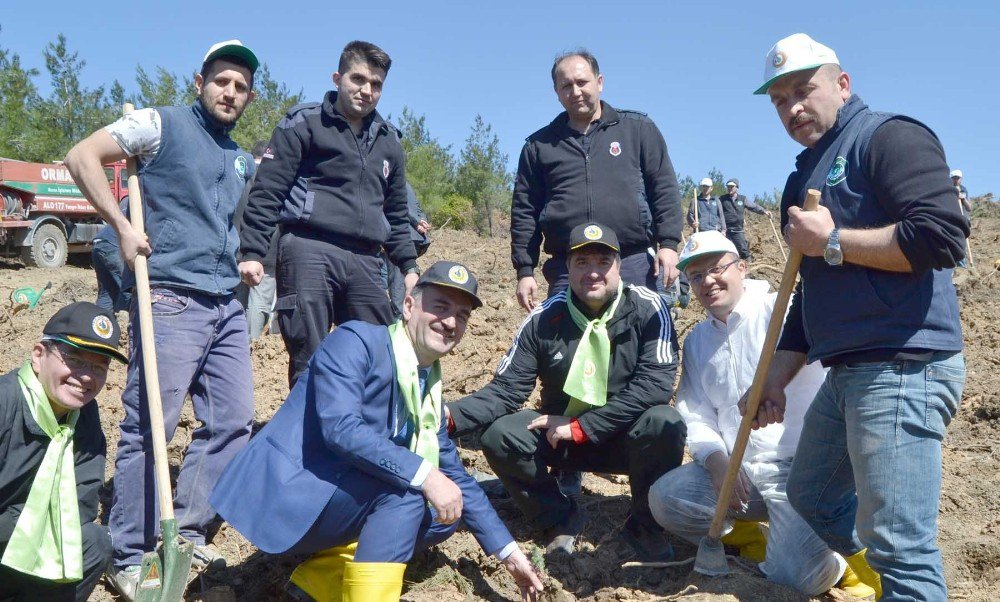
[21,223,68,268]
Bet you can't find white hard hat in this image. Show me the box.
[677,231,739,271]
[699,177,714,187]
[950,169,963,178]
[755,33,839,95]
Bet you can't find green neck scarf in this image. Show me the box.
[388,321,442,467]
[1,361,82,582]
[563,282,625,417]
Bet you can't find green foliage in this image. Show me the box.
[231,64,303,151]
[132,65,192,108]
[395,107,457,222]
[426,193,474,230]
[455,115,512,236]
[0,28,39,159]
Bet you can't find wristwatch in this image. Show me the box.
[824,228,843,266]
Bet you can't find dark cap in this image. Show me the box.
[726,178,740,187]
[568,222,620,254]
[43,302,127,363]
[415,261,483,309]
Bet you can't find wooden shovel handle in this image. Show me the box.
[707,189,821,538]
[123,103,175,520]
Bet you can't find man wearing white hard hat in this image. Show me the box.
[752,33,969,600]
[66,39,260,598]
[648,231,874,598]
[686,177,726,233]
[951,169,972,217]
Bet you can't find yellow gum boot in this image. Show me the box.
[720,520,768,562]
[287,542,358,601]
[342,561,407,602]
[844,549,882,600]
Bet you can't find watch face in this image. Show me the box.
[824,246,843,265]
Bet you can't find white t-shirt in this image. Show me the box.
[105,108,162,163]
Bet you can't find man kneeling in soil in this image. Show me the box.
[446,223,686,562]
[0,302,127,602]
[647,232,874,598]
[210,261,542,601]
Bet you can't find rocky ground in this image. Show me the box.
[1,210,998,601]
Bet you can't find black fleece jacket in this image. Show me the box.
[240,91,416,272]
[447,285,678,445]
[510,103,682,278]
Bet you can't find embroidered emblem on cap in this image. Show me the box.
[609,141,621,157]
[583,225,603,240]
[773,51,787,68]
[448,265,469,284]
[826,156,848,186]
[683,238,699,253]
[234,156,248,179]
[92,315,114,340]
[383,160,390,179]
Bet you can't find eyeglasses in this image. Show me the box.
[48,343,110,376]
[687,258,740,286]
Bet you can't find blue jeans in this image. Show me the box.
[110,288,255,569]
[92,239,132,313]
[787,352,965,601]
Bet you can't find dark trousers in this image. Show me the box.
[480,406,686,530]
[0,522,111,602]
[286,468,457,562]
[275,233,393,387]
[543,250,657,295]
[726,228,752,260]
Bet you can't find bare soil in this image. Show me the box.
[1,213,998,601]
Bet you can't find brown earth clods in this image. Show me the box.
[1,213,998,602]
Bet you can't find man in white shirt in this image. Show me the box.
[647,231,872,598]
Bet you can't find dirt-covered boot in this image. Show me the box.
[844,549,881,600]
[720,520,767,562]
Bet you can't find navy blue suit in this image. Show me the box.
[210,321,513,561]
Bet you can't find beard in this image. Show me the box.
[200,90,247,126]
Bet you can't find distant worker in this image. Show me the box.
[510,49,684,312]
[719,177,771,261]
[0,302,126,602]
[687,178,726,233]
[950,169,971,218]
[234,140,274,340]
[383,182,432,317]
[92,199,132,313]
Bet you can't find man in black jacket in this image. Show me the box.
[0,302,126,602]
[719,177,771,261]
[238,41,418,386]
[511,50,683,312]
[447,223,686,562]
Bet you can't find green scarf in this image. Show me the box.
[388,321,442,467]
[563,282,625,417]
[1,361,82,581]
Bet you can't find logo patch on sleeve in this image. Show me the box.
[383,160,390,179]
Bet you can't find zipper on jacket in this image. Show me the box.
[353,131,367,233]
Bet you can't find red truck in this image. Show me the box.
[0,158,128,268]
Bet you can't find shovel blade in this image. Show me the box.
[133,518,194,602]
[693,535,730,576]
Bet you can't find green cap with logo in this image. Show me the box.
[416,261,483,309]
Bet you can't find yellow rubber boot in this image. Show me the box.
[720,520,767,562]
[838,562,877,600]
[287,542,358,601]
[844,549,882,600]
[342,561,407,602]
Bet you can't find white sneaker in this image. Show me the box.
[192,544,227,572]
[108,565,140,601]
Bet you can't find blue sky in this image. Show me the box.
[2,0,996,199]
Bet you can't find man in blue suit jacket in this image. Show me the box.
[210,261,542,601]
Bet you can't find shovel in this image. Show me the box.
[122,103,194,601]
[693,189,821,576]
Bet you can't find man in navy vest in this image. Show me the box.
[65,40,259,599]
[750,34,968,600]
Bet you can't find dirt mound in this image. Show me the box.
[1,212,999,601]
